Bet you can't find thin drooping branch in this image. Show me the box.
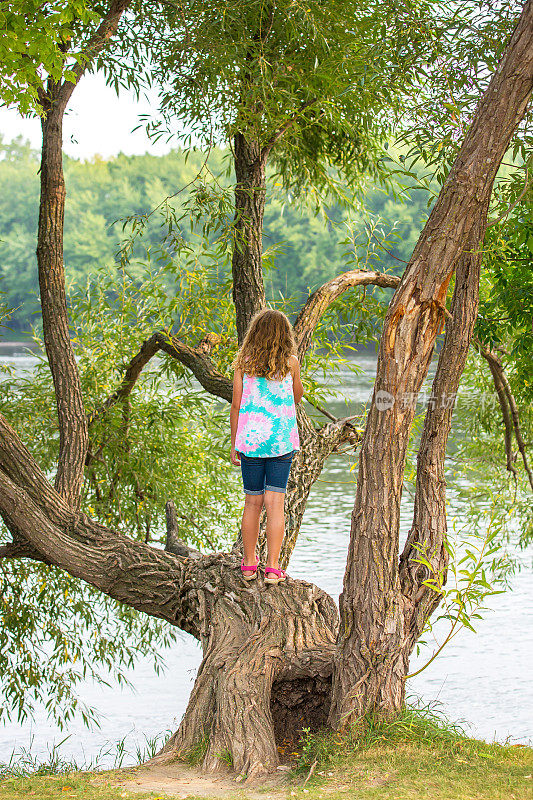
[476,340,533,490]
[486,165,531,227]
[399,204,489,651]
[481,345,517,477]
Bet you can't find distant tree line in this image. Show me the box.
[0,134,431,334]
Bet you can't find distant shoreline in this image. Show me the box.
[0,340,38,348]
[0,340,380,354]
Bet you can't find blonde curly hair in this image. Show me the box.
[231,309,297,380]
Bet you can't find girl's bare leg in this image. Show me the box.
[263,490,286,569]
[241,493,264,575]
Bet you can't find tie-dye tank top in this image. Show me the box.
[235,369,300,457]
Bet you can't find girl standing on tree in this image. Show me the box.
[230,309,304,585]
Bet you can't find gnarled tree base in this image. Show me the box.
[151,554,339,783]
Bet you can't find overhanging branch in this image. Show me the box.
[91,268,405,426]
[293,268,400,356]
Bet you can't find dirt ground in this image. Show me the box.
[101,760,297,799]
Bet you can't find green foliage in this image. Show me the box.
[292,696,533,797]
[0,735,79,778]
[476,196,533,409]
[0,2,103,114]
[0,246,242,546]
[118,0,439,202]
[0,206,243,728]
[294,699,474,773]
[1,0,531,750]
[0,727,171,777]
[73,258,241,543]
[180,731,210,767]
[407,497,514,673]
[450,348,533,548]
[449,186,533,548]
[394,1,532,184]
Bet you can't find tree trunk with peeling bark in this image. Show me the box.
[328,0,533,730]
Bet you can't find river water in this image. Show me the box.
[0,343,531,766]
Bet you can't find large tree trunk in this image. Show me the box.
[328,0,533,729]
[232,133,267,344]
[37,101,89,508]
[152,566,338,781]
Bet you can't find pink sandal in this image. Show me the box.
[240,557,259,581]
[264,566,287,585]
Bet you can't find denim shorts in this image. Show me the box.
[239,450,295,495]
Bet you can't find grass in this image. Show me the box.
[0,704,531,800]
[0,771,139,800]
[291,702,533,800]
[0,729,169,799]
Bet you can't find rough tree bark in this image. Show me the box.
[398,206,488,654]
[0,412,339,781]
[328,0,533,730]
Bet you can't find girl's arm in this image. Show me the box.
[230,368,243,454]
[289,355,304,404]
